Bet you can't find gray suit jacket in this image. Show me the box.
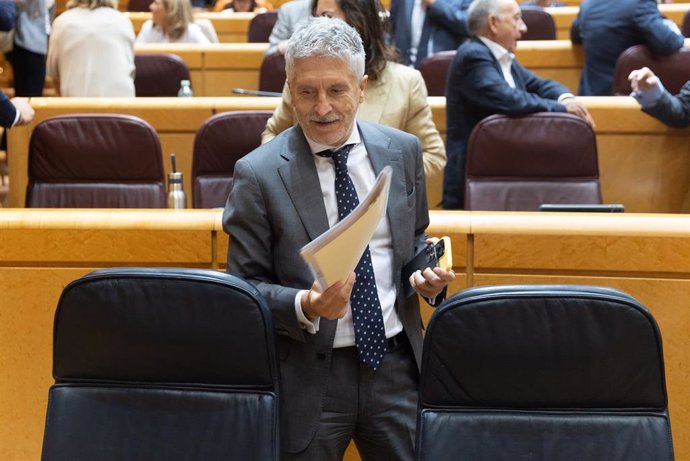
[223,121,430,453]
[265,0,310,56]
[643,81,690,128]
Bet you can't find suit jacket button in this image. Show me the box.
[316,352,326,360]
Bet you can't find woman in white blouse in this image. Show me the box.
[136,0,210,43]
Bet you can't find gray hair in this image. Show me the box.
[467,0,503,36]
[285,17,366,81]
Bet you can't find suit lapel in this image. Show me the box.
[277,127,330,242]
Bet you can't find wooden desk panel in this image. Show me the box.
[2,210,690,460]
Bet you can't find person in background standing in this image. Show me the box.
[390,0,472,68]
[571,0,683,95]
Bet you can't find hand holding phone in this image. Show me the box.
[402,236,453,297]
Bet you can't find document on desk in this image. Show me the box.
[300,166,392,290]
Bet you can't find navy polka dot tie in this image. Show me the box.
[323,144,387,370]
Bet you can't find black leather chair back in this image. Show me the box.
[417,285,674,461]
[259,52,287,93]
[520,7,556,40]
[418,50,456,97]
[192,110,273,208]
[612,45,690,95]
[248,11,278,42]
[465,113,601,211]
[42,268,279,461]
[134,53,191,96]
[683,10,690,37]
[27,114,166,208]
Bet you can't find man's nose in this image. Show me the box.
[314,93,332,116]
[519,19,527,35]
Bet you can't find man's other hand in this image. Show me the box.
[628,67,660,92]
[301,272,356,320]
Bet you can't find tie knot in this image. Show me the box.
[317,144,354,172]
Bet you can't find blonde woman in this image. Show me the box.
[47,0,135,97]
[136,0,210,43]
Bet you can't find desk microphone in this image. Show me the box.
[232,88,282,97]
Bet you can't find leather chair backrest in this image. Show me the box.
[27,114,166,208]
[418,50,456,97]
[683,10,690,38]
[248,11,278,42]
[259,52,287,93]
[417,285,674,461]
[465,113,601,211]
[134,53,191,97]
[127,0,150,11]
[42,268,279,461]
[192,110,273,208]
[520,7,556,40]
[612,45,690,95]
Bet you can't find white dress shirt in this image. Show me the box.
[294,127,403,348]
[478,36,516,88]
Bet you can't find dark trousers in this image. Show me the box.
[283,334,419,461]
[7,43,46,96]
[2,44,45,150]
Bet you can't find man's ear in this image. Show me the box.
[359,74,368,101]
[487,15,498,34]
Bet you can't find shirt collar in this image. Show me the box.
[478,36,515,65]
[305,124,362,156]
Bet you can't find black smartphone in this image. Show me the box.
[402,238,451,298]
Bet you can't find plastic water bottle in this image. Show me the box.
[177,80,193,97]
[167,153,187,209]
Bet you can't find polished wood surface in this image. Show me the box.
[1,210,689,460]
[8,96,690,214]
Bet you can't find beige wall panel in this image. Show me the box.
[0,229,213,264]
[598,135,690,214]
[471,273,690,461]
[473,235,690,273]
[0,267,95,461]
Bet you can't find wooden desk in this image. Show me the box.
[9,96,690,213]
[0,210,689,460]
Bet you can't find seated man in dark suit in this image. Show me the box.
[390,0,473,68]
[571,0,683,96]
[442,0,594,210]
[224,16,454,460]
[629,66,690,128]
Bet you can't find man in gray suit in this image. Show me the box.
[224,17,454,460]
